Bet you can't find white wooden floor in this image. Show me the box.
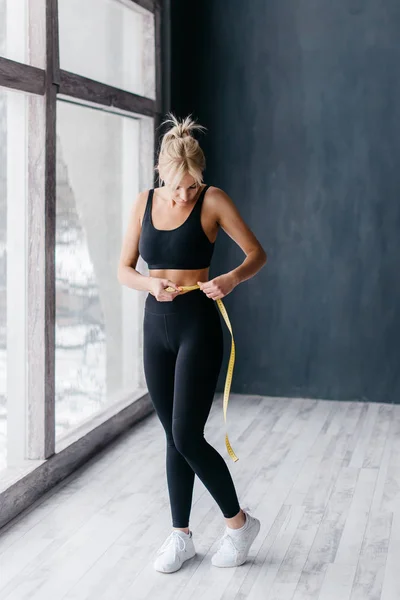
[0,395,399,600]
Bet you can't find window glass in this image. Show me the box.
[0,0,45,68]
[58,0,155,98]
[56,100,146,437]
[0,87,28,470]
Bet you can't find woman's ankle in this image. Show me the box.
[225,508,246,529]
[173,527,190,535]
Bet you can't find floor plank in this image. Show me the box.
[0,396,398,600]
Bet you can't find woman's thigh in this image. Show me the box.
[172,309,224,429]
[143,310,176,434]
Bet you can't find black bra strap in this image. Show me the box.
[144,188,154,221]
[196,184,209,206]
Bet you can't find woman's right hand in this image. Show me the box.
[148,277,182,301]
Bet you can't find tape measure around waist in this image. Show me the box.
[165,284,239,462]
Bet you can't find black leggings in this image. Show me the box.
[143,287,241,528]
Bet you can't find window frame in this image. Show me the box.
[0,0,164,477]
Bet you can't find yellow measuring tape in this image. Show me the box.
[165,284,239,462]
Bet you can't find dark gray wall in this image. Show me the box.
[169,0,400,403]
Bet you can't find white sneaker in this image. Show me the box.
[211,507,260,567]
[154,529,196,573]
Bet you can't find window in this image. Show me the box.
[58,0,155,97]
[0,0,45,67]
[55,100,147,436]
[0,87,29,470]
[0,0,162,483]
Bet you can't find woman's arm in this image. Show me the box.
[212,186,267,286]
[228,249,267,287]
[117,190,153,293]
[197,187,266,300]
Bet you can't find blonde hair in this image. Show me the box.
[155,112,207,190]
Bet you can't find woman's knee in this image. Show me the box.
[172,420,203,457]
[165,431,175,447]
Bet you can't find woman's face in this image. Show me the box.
[166,174,200,204]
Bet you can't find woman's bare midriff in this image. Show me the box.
[149,267,210,294]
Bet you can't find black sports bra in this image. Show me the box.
[138,184,216,270]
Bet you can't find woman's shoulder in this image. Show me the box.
[205,185,228,196]
[132,189,153,227]
[203,185,233,205]
[203,184,223,198]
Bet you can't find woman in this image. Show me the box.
[117,113,267,573]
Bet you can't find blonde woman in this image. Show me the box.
[118,113,267,573]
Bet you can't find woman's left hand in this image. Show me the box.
[197,273,237,300]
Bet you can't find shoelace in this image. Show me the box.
[216,532,238,558]
[156,530,187,556]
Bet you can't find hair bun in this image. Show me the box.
[156,112,207,189]
[173,125,190,139]
[161,113,206,140]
